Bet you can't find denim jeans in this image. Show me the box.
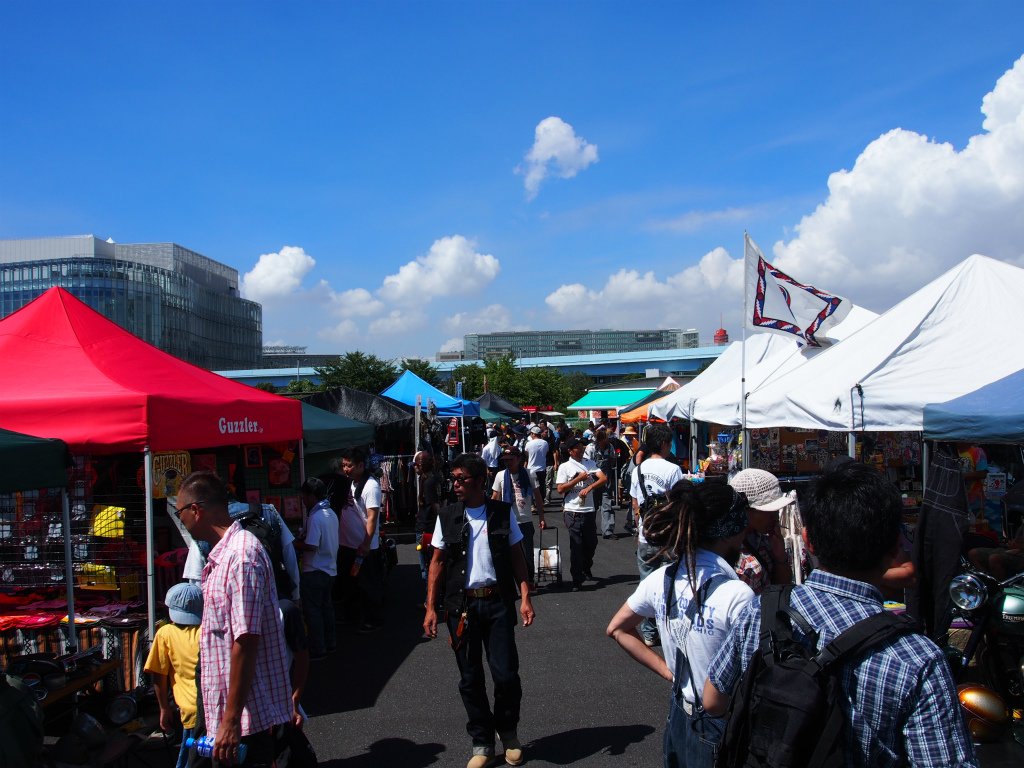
[447,596,522,750]
[637,541,670,642]
[518,521,535,583]
[177,727,193,768]
[663,695,725,768]
[416,532,429,579]
[300,568,336,655]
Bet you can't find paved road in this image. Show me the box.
[303,501,667,767]
[300,499,1024,767]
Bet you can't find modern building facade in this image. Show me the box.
[0,235,262,370]
[462,328,699,360]
[260,345,340,370]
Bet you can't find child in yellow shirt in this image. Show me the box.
[144,582,202,768]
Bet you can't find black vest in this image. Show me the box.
[438,498,519,614]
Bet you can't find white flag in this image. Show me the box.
[744,234,851,347]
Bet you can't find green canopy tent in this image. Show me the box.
[301,402,376,477]
[0,427,71,494]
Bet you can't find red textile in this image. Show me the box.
[0,288,302,453]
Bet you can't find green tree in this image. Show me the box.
[286,378,319,393]
[617,372,646,383]
[400,357,441,387]
[441,363,486,400]
[559,371,594,412]
[254,381,279,393]
[315,351,399,394]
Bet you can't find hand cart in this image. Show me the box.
[534,526,562,585]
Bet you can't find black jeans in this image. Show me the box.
[446,596,522,749]
[300,569,336,655]
[518,521,535,584]
[564,509,597,585]
[336,545,384,626]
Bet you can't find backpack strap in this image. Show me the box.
[638,466,649,503]
[813,610,917,673]
[757,585,794,662]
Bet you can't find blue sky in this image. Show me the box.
[3,2,1024,359]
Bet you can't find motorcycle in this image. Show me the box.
[946,562,1024,719]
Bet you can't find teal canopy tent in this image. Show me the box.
[301,402,375,453]
[0,427,71,494]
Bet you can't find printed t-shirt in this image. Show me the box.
[631,457,685,544]
[524,438,548,473]
[492,468,536,523]
[557,457,600,513]
[958,446,988,509]
[301,501,339,575]
[432,505,524,588]
[144,623,200,728]
[627,550,754,704]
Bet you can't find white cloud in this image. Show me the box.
[517,117,599,201]
[439,337,464,352]
[326,286,385,318]
[442,304,529,334]
[240,246,316,303]
[544,247,744,331]
[770,53,1024,308]
[648,206,758,233]
[368,309,429,336]
[317,319,361,344]
[378,235,500,305]
[263,339,288,348]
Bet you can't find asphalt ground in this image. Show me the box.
[302,499,667,768]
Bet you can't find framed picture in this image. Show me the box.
[283,496,302,520]
[244,445,263,468]
[193,453,217,473]
[268,457,291,487]
[245,489,261,506]
[264,496,282,514]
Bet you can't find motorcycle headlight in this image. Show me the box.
[950,573,987,611]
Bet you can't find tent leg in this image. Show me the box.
[922,440,929,499]
[848,432,856,458]
[62,487,77,653]
[298,440,307,529]
[145,448,156,643]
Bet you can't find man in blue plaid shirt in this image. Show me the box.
[702,459,978,768]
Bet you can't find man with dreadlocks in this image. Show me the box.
[606,482,754,768]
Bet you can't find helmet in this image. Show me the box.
[957,683,1009,742]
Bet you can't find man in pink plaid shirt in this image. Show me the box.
[176,471,292,767]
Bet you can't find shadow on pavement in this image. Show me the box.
[526,724,657,764]
[319,738,446,767]
[303,562,430,716]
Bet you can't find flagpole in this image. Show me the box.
[741,232,749,469]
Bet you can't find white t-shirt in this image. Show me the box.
[431,504,524,588]
[627,550,755,704]
[557,457,600,513]
[481,437,502,468]
[524,437,548,472]
[492,468,536,524]
[347,476,382,550]
[301,501,340,575]
[631,457,684,545]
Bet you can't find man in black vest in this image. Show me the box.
[423,453,535,768]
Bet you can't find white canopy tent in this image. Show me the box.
[649,335,792,422]
[745,255,1024,431]
[691,305,879,426]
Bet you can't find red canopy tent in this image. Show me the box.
[0,287,301,452]
[0,287,303,637]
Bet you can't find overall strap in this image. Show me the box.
[665,561,731,707]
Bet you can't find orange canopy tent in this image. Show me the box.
[619,377,682,423]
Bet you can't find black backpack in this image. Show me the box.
[716,585,916,768]
[235,503,296,600]
[636,466,670,518]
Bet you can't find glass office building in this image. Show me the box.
[463,328,699,360]
[0,236,262,370]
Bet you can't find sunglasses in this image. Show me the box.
[173,500,208,519]
[451,474,478,486]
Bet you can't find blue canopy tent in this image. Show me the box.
[923,368,1024,443]
[381,370,481,418]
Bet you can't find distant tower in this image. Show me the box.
[714,314,729,345]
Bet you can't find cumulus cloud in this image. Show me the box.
[378,236,500,305]
[439,337,464,353]
[517,117,599,200]
[544,247,744,331]
[771,53,1024,307]
[368,309,429,336]
[240,246,316,303]
[317,319,361,344]
[327,287,385,318]
[442,304,529,334]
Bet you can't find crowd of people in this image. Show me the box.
[146,418,988,768]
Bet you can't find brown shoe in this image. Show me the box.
[502,737,524,766]
[467,754,498,768]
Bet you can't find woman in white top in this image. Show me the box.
[606,481,754,768]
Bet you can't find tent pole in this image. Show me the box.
[922,440,930,499]
[848,432,856,459]
[741,232,749,470]
[62,487,77,652]
[460,400,466,456]
[145,448,156,643]
[414,395,422,498]
[299,439,306,486]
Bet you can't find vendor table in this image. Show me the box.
[41,658,121,709]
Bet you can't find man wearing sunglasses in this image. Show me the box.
[423,453,535,768]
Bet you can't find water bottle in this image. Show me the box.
[184,736,248,763]
[350,556,364,576]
